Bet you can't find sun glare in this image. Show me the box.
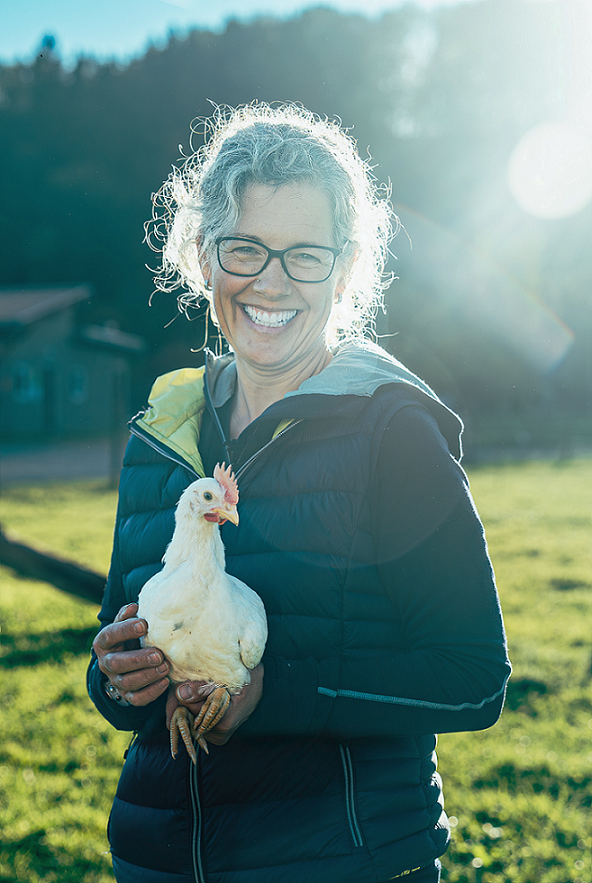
[508,121,592,219]
[507,0,592,220]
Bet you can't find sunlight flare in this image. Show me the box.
[508,121,592,219]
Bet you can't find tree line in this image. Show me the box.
[1,0,589,447]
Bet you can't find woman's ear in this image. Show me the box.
[334,247,360,302]
[196,237,212,289]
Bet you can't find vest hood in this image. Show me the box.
[133,341,464,464]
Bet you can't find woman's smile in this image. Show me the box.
[206,181,346,376]
[241,304,299,329]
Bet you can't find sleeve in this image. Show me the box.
[240,403,511,739]
[86,502,167,732]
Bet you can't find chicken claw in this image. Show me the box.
[191,687,231,754]
[169,687,231,764]
[170,706,198,764]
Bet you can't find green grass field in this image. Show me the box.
[1,460,591,883]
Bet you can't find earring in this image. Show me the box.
[335,292,343,305]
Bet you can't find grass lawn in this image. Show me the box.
[1,460,591,883]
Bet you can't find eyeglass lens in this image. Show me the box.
[218,239,337,282]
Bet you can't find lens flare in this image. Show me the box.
[392,206,574,374]
[508,121,592,219]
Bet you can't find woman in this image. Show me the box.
[88,103,511,883]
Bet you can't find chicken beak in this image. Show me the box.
[214,504,239,526]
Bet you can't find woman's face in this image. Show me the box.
[204,182,346,375]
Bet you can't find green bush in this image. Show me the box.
[1,463,591,882]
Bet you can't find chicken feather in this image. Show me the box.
[137,464,267,761]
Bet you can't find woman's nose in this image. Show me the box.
[251,257,290,297]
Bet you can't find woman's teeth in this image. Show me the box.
[244,305,297,327]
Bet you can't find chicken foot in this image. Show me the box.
[170,687,231,764]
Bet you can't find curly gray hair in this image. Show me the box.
[146,103,397,345]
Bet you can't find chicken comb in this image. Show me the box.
[213,462,239,506]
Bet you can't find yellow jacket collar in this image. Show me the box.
[134,366,207,478]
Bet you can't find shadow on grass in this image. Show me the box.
[473,763,592,805]
[504,677,547,712]
[549,577,591,591]
[0,828,104,882]
[0,829,57,878]
[0,627,97,667]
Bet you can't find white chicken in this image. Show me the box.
[136,463,267,764]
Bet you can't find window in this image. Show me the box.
[11,362,41,402]
[67,365,88,404]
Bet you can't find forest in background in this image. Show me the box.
[1,0,590,450]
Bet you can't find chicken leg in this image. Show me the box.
[170,687,231,763]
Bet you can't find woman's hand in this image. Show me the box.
[166,663,264,746]
[93,603,170,707]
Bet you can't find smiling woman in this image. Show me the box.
[88,102,511,883]
[203,181,347,432]
[148,103,394,347]
[146,103,396,433]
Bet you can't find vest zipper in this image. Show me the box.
[190,750,206,883]
[202,354,302,480]
[234,420,302,482]
[203,356,234,465]
[131,353,303,483]
[130,407,301,485]
[128,422,202,479]
[338,743,364,848]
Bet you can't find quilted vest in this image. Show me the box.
[106,379,453,883]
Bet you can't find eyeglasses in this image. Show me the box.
[216,237,343,283]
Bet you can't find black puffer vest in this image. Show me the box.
[89,345,509,883]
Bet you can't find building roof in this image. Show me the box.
[79,323,145,354]
[0,285,91,326]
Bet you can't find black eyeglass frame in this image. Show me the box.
[215,236,344,284]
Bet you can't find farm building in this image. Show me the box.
[0,285,144,441]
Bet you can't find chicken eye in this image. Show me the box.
[203,492,213,501]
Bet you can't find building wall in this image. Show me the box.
[0,309,131,440]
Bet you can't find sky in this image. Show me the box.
[1,0,475,66]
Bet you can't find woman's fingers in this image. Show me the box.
[116,657,169,689]
[114,602,139,623]
[101,645,169,691]
[100,644,170,706]
[104,645,163,676]
[93,616,145,658]
[93,605,170,705]
[175,681,210,703]
[125,676,171,707]
[173,665,264,746]
[93,603,146,662]
[207,664,263,744]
